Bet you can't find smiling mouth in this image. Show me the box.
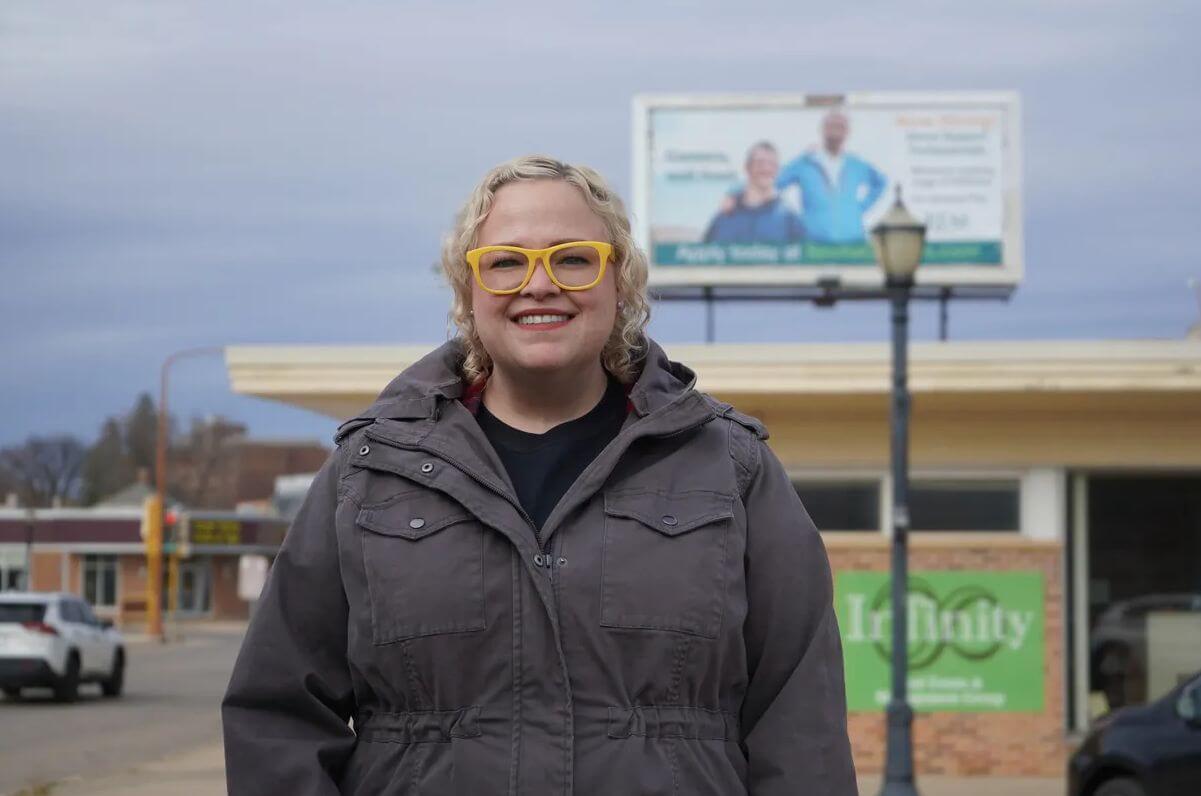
[514,313,573,327]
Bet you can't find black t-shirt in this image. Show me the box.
[475,378,627,530]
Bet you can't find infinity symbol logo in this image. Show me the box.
[846,578,1035,670]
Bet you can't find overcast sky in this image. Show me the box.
[3,0,1200,449]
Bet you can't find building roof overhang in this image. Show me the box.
[224,339,1201,421]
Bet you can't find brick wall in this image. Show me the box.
[117,554,149,625]
[827,535,1066,777]
[209,555,249,620]
[29,550,65,591]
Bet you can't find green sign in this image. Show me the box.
[653,241,1002,267]
[835,571,1044,712]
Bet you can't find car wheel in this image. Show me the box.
[53,652,80,703]
[1095,777,1146,796]
[101,649,124,698]
[2,686,20,700]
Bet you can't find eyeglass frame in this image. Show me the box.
[465,240,613,295]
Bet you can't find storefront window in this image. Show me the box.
[1087,475,1201,717]
[0,548,28,591]
[910,479,1020,532]
[792,480,880,532]
[2,567,25,591]
[83,554,118,607]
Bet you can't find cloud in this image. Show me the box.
[1,0,1200,445]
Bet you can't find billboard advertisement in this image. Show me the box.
[632,92,1022,288]
[835,570,1045,712]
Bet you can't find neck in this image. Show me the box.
[483,361,609,434]
[742,184,775,207]
[825,144,842,157]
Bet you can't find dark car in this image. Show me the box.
[1070,671,1201,795]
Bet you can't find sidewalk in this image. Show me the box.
[40,744,226,796]
[41,739,1064,796]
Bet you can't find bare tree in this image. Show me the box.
[0,435,88,507]
[171,416,247,507]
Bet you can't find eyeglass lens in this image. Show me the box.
[478,244,602,291]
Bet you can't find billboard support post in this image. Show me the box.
[650,284,1010,343]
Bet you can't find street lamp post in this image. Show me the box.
[150,345,224,641]
[24,506,35,591]
[870,187,927,796]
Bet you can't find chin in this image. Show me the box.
[505,344,596,376]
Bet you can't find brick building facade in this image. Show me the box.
[0,508,288,625]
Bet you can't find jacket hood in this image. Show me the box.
[334,337,699,444]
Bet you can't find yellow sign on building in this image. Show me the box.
[191,518,242,546]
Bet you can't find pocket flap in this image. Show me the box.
[357,490,473,540]
[603,490,733,537]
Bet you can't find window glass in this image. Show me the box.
[910,479,1020,532]
[1087,475,1201,719]
[59,600,82,623]
[77,601,100,626]
[2,568,25,591]
[83,555,118,608]
[792,480,880,532]
[0,603,46,623]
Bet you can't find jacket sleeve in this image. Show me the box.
[222,449,356,795]
[858,158,887,212]
[776,155,805,191]
[739,439,857,795]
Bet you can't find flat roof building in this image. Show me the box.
[222,338,1201,777]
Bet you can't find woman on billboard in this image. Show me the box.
[704,141,806,244]
[222,155,856,795]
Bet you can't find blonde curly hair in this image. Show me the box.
[440,155,652,384]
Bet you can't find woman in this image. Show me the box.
[222,155,856,795]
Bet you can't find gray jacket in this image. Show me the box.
[222,339,856,795]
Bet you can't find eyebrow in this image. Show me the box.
[490,238,596,248]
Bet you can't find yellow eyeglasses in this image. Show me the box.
[465,240,612,295]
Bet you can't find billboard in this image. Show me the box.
[632,92,1022,288]
[835,571,1045,712]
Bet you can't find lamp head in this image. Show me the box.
[870,185,927,285]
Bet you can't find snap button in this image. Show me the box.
[358,445,370,456]
[557,557,568,567]
[409,518,426,530]
[420,462,434,474]
[661,514,678,527]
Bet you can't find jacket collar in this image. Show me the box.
[334,337,708,444]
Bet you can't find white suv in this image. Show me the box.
[0,592,125,702]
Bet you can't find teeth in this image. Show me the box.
[516,314,569,325]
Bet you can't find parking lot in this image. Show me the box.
[0,623,243,796]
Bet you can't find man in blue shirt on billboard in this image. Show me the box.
[780,110,887,243]
[704,141,805,244]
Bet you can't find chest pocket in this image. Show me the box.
[356,489,486,645]
[600,489,734,639]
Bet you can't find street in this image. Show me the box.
[0,623,244,796]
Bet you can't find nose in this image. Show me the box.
[521,257,561,300]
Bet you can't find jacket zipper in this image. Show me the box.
[363,406,715,573]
